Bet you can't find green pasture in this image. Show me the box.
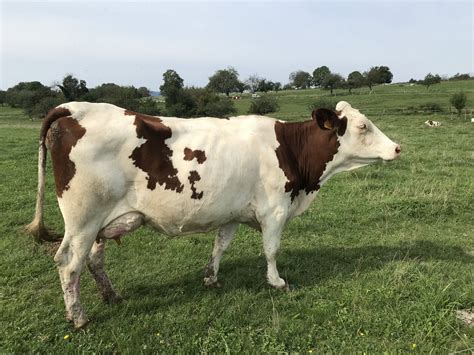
[0,81,473,352]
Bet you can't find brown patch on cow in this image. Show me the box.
[274,109,347,201]
[183,147,207,164]
[188,170,203,199]
[48,116,86,197]
[126,110,184,193]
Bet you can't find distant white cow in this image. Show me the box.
[26,101,401,328]
[425,120,442,127]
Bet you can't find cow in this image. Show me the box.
[26,101,401,328]
[425,120,442,127]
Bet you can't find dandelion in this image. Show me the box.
[63,335,70,340]
[308,349,313,353]
[156,332,161,337]
[411,343,417,350]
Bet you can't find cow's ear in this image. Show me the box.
[312,108,338,130]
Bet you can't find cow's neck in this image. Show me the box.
[275,120,341,202]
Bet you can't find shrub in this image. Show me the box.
[450,91,467,117]
[190,88,236,118]
[138,97,162,116]
[248,95,279,115]
[418,102,443,113]
[309,97,337,111]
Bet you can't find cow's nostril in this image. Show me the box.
[395,145,401,154]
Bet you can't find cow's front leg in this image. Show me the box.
[261,214,289,290]
[203,223,239,287]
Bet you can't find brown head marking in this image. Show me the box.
[184,148,207,164]
[274,109,347,201]
[126,110,184,193]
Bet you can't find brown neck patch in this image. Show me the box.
[183,147,207,164]
[274,119,342,201]
[126,110,184,193]
[48,115,86,197]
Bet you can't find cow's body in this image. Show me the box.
[27,101,401,328]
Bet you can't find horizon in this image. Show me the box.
[1,1,473,91]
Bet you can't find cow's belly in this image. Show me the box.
[130,188,257,236]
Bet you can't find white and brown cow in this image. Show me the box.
[26,101,401,328]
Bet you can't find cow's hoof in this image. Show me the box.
[74,317,89,330]
[203,276,219,287]
[103,292,123,304]
[277,281,292,292]
[205,280,222,288]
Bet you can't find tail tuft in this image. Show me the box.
[24,220,62,243]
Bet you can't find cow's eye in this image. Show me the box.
[358,123,367,130]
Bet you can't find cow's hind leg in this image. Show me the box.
[86,240,122,304]
[87,212,144,303]
[203,223,239,287]
[54,227,98,329]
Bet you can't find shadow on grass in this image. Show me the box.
[115,239,472,313]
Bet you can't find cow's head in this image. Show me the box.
[314,101,401,172]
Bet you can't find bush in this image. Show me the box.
[29,96,64,118]
[248,95,279,115]
[309,97,337,111]
[138,97,162,116]
[418,102,443,113]
[190,88,236,117]
[450,91,467,117]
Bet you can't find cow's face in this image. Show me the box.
[331,101,400,168]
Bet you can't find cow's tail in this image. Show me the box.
[24,107,71,243]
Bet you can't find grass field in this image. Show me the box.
[1,81,473,353]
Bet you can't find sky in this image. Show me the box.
[1,0,472,90]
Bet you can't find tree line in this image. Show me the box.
[0,68,471,119]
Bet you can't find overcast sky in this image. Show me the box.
[1,0,472,90]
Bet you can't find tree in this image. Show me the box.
[273,82,282,91]
[86,83,142,111]
[189,88,236,117]
[57,75,88,101]
[321,73,344,95]
[4,81,61,117]
[245,74,263,93]
[207,67,243,96]
[312,66,331,87]
[289,70,312,89]
[159,69,184,102]
[450,91,467,117]
[422,73,441,89]
[364,66,393,90]
[347,71,365,94]
[0,90,6,105]
[137,87,151,98]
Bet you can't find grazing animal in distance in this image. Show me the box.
[26,100,401,328]
[425,119,442,127]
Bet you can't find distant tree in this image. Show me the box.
[322,73,344,95]
[245,74,263,93]
[57,75,88,101]
[289,70,312,89]
[364,66,393,90]
[159,69,184,102]
[347,71,365,94]
[273,82,282,91]
[4,81,61,117]
[421,73,441,89]
[449,73,472,81]
[207,67,243,96]
[137,87,151,98]
[138,97,161,116]
[86,83,141,111]
[0,90,6,105]
[312,66,331,87]
[408,78,417,84]
[450,91,467,117]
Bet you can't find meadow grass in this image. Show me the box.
[0,81,473,353]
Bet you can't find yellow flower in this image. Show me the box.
[308,350,313,353]
[156,333,161,336]
[63,335,70,340]
[412,343,417,349]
